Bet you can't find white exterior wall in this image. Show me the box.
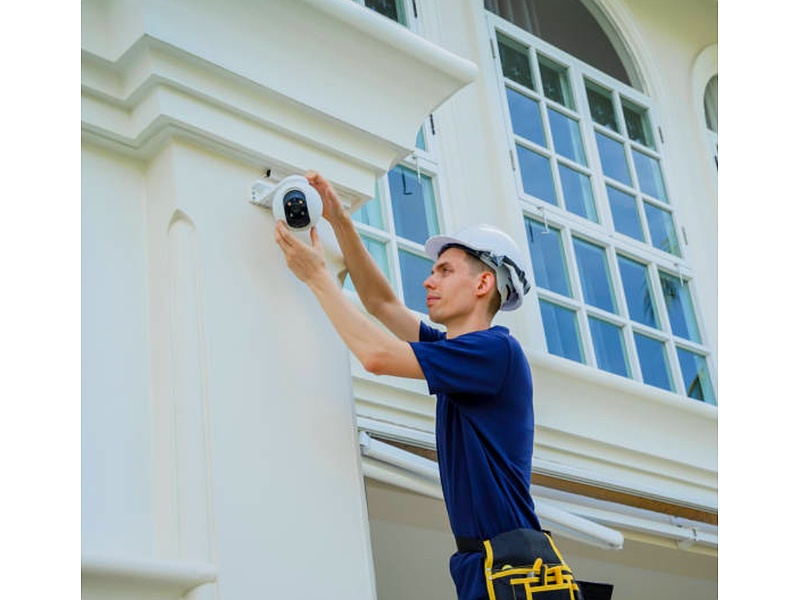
[82,1,717,599]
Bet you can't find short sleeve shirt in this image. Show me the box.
[410,321,541,541]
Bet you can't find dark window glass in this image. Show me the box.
[525,218,571,296]
[399,250,433,313]
[618,255,658,328]
[589,317,629,377]
[634,333,673,392]
[540,299,584,363]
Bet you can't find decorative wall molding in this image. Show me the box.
[81,0,478,203]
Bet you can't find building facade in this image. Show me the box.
[81,1,718,598]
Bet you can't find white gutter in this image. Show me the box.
[359,432,624,550]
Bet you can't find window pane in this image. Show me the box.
[548,108,586,165]
[538,56,573,109]
[498,33,534,90]
[507,88,546,146]
[398,250,433,313]
[573,238,616,313]
[388,166,439,244]
[518,145,557,204]
[644,202,680,256]
[415,126,426,151]
[596,132,631,186]
[607,185,644,241]
[589,317,629,377]
[618,255,659,328]
[344,235,390,292]
[677,347,716,404]
[622,101,654,148]
[659,272,701,343]
[585,81,617,131]
[365,0,407,25]
[525,218,571,297]
[632,150,667,201]
[351,189,384,230]
[540,299,584,363]
[634,333,673,391]
[559,165,597,222]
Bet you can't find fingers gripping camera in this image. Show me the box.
[250,175,323,232]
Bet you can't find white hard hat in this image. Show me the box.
[424,224,531,311]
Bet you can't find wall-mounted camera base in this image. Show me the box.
[249,174,323,232]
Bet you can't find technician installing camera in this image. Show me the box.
[274,171,584,600]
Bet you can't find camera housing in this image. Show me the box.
[250,174,323,232]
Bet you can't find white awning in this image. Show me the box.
[359,432,625,550]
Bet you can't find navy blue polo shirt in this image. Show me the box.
[410,322,541,599]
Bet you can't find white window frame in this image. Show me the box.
[347,116,444,315]
[488,13,716,404]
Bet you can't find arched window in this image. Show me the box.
[704,75,718,167]
[486,5,717,403]
[484,0,633,87]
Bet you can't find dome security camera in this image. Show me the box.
[250,174,323,232]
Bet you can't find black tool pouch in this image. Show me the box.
[482,528,583,600]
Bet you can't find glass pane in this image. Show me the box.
[548,108,586,165]
[344,235,390,292]
[351,186,384,229]
[525,218,571,297]
[644,202,680,256]
[589,317,629,377]
[622,101,654,148]
[596,132,631,186]
[497,33,534,90]
[585,81,617,131]
[573,238,616,313]
[365,0,406,25]
[632,150,667,201]
[388,165,439,244]
[517,145,557,205]
[415,126,426,151]
[618,255,659,328]
[559,165,597,222]
[634,333,673,392]
[607,186,644,242]
[677,347,716,404]
[538,55,573,109]
[507,88,546,146]
[659,271,701,343]
[540,299,584,363]
[398,250,433,313]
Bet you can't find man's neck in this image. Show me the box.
[444,314,494,339]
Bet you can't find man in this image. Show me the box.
[274,171,559,600]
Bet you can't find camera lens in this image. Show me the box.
[283,189,310,229]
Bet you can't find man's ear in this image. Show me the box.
[475,270,495,299]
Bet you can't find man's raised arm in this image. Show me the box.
[306,171,421,342]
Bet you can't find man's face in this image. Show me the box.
[423,247,484,324]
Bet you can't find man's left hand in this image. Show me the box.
[274,221,327,284]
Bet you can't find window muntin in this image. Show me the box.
[492,19,715,402]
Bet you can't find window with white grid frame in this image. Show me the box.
[345,119,441,315]
[490,17,716,403]
[355,0,417,29]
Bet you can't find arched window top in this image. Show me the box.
[485,0,633,87]
[704,75,718,133]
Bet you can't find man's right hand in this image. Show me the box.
[306,170,346,223]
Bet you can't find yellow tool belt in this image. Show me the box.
[481,528,583,600]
